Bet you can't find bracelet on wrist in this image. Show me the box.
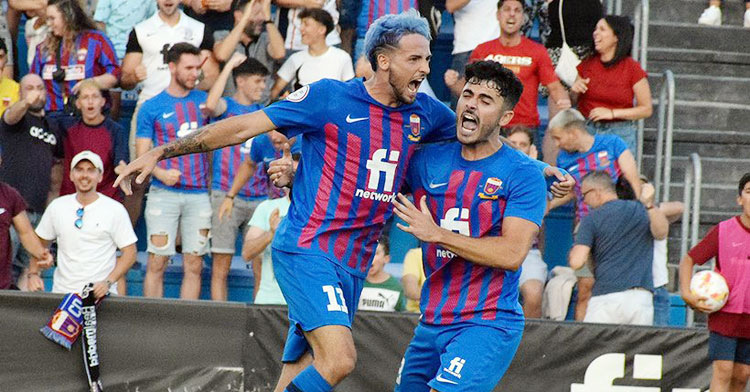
[106,280,113,288]
[226,194,235,200]
[28,272,39,276]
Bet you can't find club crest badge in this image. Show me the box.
[479,177,502,200]
[408,114,421,142]
[76,48,88,62]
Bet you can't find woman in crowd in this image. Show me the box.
[31,0,119,116]
[571,15,652,153]
[680,173,750,392]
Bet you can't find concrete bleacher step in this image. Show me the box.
[643,100,750,131]
[622,0,749,26]
[642,154,750,187]
[648,22,750,52]
[650,56,750,79]
[643,126,750,146]
[648,73,750,105]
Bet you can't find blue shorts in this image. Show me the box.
[395,322,523,392]
[709,331,750,365]
[272,248,364,363]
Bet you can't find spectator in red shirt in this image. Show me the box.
[54,80,128,202]
[571,15,653,154]
[446,0,570,159]
[680,173,750,392]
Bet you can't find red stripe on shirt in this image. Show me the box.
[298,123,339,248]
[332,131,363,261]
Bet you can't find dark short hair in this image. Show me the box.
[506,125,534,145]
[497,0,525,10]
[166,43,202,64]
[601,15,634,67]
[0,39,6,55]
[298,8,335,36]
[464,60,524,110]
[740,173,750,195]
[378,234,390,255]
[232,58,270,83]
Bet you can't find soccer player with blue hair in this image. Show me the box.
[116,10,457,392]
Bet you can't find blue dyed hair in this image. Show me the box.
[363,9,431,71]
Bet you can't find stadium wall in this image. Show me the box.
[1,292,712,391]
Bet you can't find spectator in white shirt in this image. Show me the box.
[27,151,137,299]
[270,8,354,100]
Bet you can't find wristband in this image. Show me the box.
[226,194,235,199]
[106,280,113,288]
[264,20,274,24]
[28,272,39,276]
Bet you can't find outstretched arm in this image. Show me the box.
[114,110,276,193]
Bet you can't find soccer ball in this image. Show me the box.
[690,270,729,313]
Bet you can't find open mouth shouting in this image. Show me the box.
[460,111,479,136]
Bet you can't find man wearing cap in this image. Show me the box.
[27,151,137,299]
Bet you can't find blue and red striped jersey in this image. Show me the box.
[264,78,455,277]
[556,134,628,220]
[31,30,120,112]
[356,0,418,38]
[406,142,547,327]
[210,98,266,200]
[136,90,209,193]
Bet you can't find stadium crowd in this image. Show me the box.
[0,0,693,327]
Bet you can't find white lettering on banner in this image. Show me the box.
[570,353,704,392]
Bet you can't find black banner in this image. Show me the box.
[1,292,711,391]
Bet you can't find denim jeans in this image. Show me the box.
[652,285,671,326]
[586,120,637,153]
[10,210,42,283]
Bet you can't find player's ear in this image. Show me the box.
[499,109,515,127]
[376,51,390,71]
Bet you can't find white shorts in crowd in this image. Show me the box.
[584,288,654,326]
[519,248,548,287]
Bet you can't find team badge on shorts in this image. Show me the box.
[479,177,502,200]
[286,85,310,103]
[408,114,421,142]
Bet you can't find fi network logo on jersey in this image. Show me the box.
[436,208,469,258]
[570,353,705,392]
[356,149,400,202]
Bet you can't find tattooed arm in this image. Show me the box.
[114,110,277,194]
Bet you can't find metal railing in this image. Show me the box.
[681,153,703,327]
[652,70,676,202]
[632,0,650,71]
[606,0,623,15]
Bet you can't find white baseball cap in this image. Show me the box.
[70,150,104,172]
